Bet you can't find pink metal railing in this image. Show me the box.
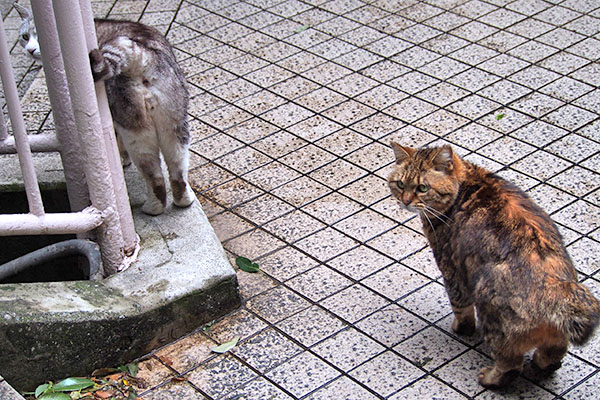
[0,0,138,277]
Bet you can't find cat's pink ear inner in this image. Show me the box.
[433,145,454,172]
[391,142,415,164]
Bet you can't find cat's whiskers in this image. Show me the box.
[420,210,438,243]
[423,205,452,227]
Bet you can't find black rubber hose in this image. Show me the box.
[0,239,102,281]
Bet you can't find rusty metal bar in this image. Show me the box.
[0,15,44,217]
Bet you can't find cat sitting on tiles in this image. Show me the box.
[16,3,195,215]
[388,142,599,388]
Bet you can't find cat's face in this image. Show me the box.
[388,143,461,216]
[15,4,41,60]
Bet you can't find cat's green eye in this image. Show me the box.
[417,184,430,193]
[22,33,29,41]
[396,181,404,190]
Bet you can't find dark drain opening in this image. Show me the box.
[0,189,91,283]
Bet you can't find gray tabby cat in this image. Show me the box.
[15,3,195,215]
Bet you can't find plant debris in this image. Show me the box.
[24,363,145,400]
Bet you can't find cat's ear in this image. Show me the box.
[432,145,454,173]
[13,3,32,20]
[391,142,415,164]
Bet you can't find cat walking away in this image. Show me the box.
[16,4,196,215]
[388,142,600,388]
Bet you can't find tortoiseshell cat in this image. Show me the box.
[15,3,195,215]
[388,142,599,388]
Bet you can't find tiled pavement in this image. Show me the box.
[3,0,600,399]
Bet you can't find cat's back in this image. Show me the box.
[94,19,172,55]
[451,164,574,280]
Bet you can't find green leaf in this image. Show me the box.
[236,256,260,273]
[38,393,71,400]
[295,24,309,33]
[35,383,51,398]
[495,113,505,120]
[125,362,138,377]
[211,336,239,353]
[202,319,215,331]
[52,378,95,392]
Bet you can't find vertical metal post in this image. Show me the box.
[79,0,138,255]
[52,0,124,275]
[30,0,90,213]
[0,16,44,217]
[0,108,7,141]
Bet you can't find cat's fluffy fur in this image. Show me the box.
[388,142,599,388]
[16,4,195,215]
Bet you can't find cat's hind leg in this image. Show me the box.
[532,327,568,372]
[117,125,167,215]
[159,132,195,209]
[452,304,476,336]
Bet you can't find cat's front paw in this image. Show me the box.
[142,197,165,215]
[173,186,195,208]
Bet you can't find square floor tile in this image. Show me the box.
[433,350,490,398]
[312,327,385,371]
[391,375,467,399]
[233,194,294,225]
[258,246,319,281]
[349,351,425,397]
[301,192,363,224]
[321,100,377,126]
[288,115,345,142]
[333,209,396,243]
[321,284,390,323]
[327,245,394,280]
[366,226,428,260]
[547,166,600,197]
[339,174,391,206]
[361,262,430,301]
[271,176,331,208]
[567,237,600,275]
[287,265,353,301]
[277,305,348,347]
[355,304,428,347]
[222,377,294,400]
[295,227,359,262]
[243,161,301,191]
[510,120,568,147]
[399,281,452,323]
[246,285,311,323]
[315,128,372,157]
[545,134,600,163]
[305,376,379,400]
[394,326,468,371]
[206,308,269,344]
[265,351,341,398]
[186,355,258,398]
[232,328,302,372]
[552,200,600,234]
[511,150,573,181]
[264,210,327,243]
[279,144,337,174]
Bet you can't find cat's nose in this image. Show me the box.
[402,193,413,206]
[27,48,35,54]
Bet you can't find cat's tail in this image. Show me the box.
[553,281,600,345]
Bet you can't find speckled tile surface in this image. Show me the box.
[4,0,600,398]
